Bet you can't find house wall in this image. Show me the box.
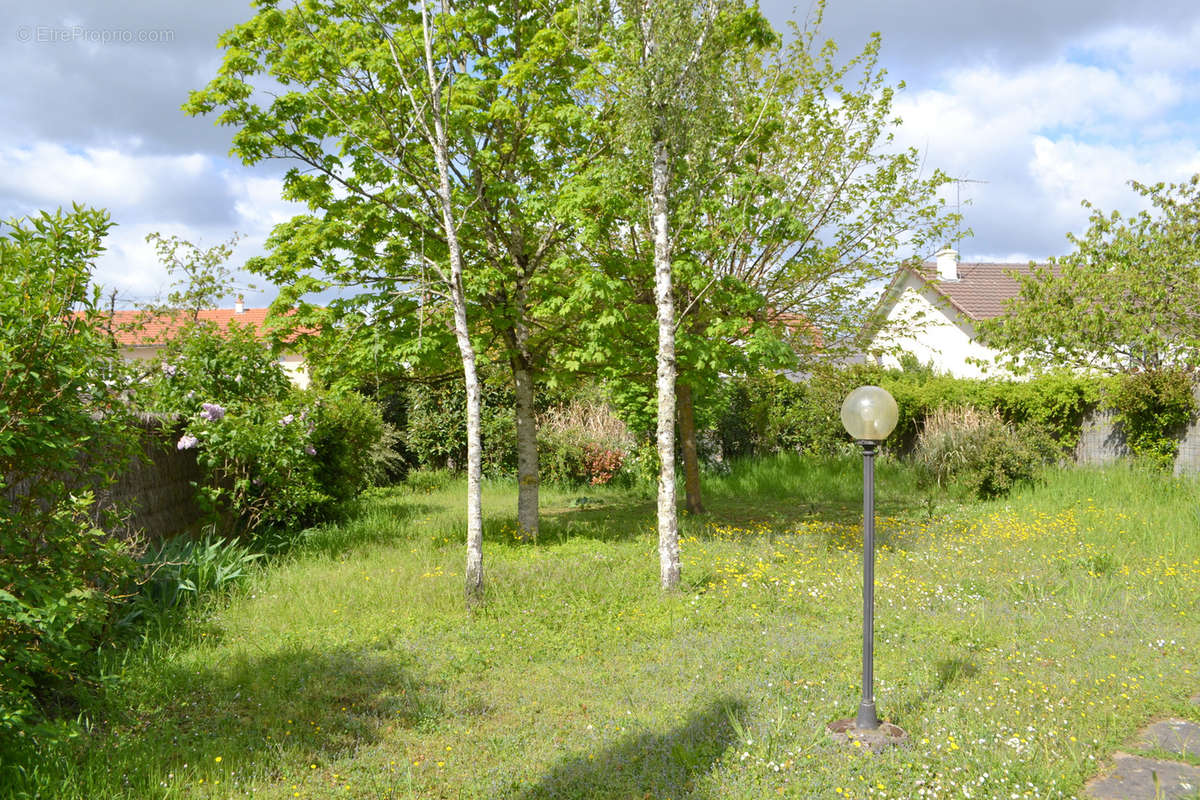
[871,275,1012,379]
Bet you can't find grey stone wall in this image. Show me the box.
[1075,386,1200,476]
[94,416,205,542]
[1172,387,1200,476]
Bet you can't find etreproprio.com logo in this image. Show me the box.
[16,25,176,45]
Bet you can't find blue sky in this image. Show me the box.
[3,0,1200,307]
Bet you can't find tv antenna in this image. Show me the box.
[949,176,988,245]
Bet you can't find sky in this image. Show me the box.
[3,0,1200,308]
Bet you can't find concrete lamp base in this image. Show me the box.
[827,719,909,753]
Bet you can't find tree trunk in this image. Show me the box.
[677,380,704,515]
[422,4,484,607]
[651,136,680,591]
[512,354,539,539]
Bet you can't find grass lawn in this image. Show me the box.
[15,455,1200,799]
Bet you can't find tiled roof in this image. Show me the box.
[909,261,1046,321]
[94,308,288,347]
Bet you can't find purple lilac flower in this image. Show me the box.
[200,403,226,422]
[279,414,295,426]
[305,445,317,456]
[161,363,177,378]
[177,434,199,450]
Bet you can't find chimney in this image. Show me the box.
[235,294,245,314]
[935,248,959,281]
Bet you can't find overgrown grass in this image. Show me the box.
[7,455,1198,799]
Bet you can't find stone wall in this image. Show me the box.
[94,415,205,542]
[1075,386,1200,476]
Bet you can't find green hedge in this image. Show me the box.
[716,366,1102,458]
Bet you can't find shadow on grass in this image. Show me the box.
[889,656,980,728]
[513,455,941,549]
[512,697,745,800]
[272,494,438,556]
[76,643,439,795]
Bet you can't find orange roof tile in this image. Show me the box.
[91,307,300,346]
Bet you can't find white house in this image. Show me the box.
[869,248,1041,378]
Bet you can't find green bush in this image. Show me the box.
[0,207,140,749]
[913,406,1058,499]
[143,325,387,535]
[715,366,1099,459]
[1106,369,1197,470]
[402,374,518,476]
[310,390,390,503]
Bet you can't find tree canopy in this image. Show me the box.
[980,175,1200,374]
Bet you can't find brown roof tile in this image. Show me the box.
[910,261,1047,321]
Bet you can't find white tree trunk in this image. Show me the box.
[651,137,680,590]
[422,2,484,606]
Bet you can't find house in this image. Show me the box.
[869,248,1041,378]
[100,297,311,389]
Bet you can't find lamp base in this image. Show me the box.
[827,718,909,753]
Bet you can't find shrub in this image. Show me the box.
[402,374,517,476]
[536,398,633,486]
[0,207,140,748]
[183,396,330,533]
[1106,369,1197,470]
[309,390,389,503]
[143,325,388,535]
[914,406,1058,499]
[145,318,292,414]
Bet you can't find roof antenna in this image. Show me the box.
[949,176,988,247]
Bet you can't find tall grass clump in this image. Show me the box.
[914,406,1058,499]
[537,398,634,487]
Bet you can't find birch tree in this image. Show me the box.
[570,4,953,520]
[188,0,598,600]
[588,0,772,589]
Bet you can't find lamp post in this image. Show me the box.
[839,385,898,732]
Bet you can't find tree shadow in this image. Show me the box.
[81,643,439,793]
[889,656,980,726]
[509,697,746,800]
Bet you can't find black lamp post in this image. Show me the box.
[839,385,898,732]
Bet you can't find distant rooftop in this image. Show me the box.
[908,260,1047,321]
[89,307,289,347]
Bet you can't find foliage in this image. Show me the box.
[402,376,518,478]
[979,175,1200,373]
[1105,368,1197,470]
[143,320,292,416]
[536,398,633,487]
[134,531,262,611]
[715,366,1101,459]
[914,406,1059,499]
[309,391,390,503]
[143,323,385,534]
[141,233,246,322]
[0,207,139,749]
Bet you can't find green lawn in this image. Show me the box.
[15,455,1200,799]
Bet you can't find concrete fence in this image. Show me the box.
[1075,386,1200,476]
[4,415,206,545]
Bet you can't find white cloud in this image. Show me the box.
[229,174,305,233]
[889,36,1200,259]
